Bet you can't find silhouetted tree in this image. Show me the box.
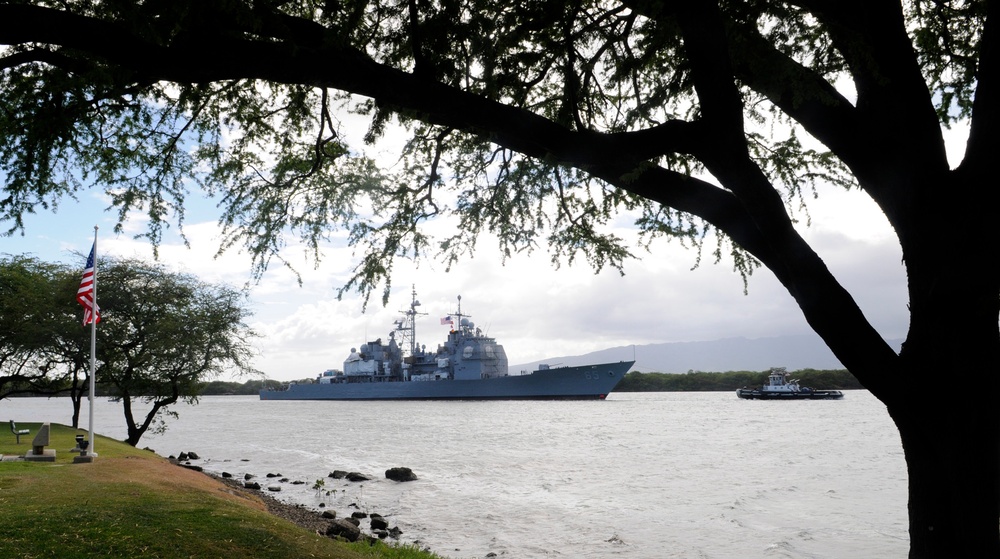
[0,2,994,555]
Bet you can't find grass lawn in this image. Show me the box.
[1,422,441,559]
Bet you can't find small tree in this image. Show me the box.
[0,255,80,402]
[95,257,259,446]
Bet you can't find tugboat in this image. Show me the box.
[260,288,634,400]
[736,367,844,400]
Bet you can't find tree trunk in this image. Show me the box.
[68,372,85,429]
[123,395,177,447]
[883,297,1000,558]
[121,394,140,447]
[787,174,1000,558]
[891,398,1000,558]
[70,393,81,429]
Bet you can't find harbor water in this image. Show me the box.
[2,391,909,558]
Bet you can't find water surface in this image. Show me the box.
[3,391,908,558]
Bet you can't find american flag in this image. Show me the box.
[77,242,100,325]
[440,315,453,325]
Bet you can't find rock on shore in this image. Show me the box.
[385,467,418,481]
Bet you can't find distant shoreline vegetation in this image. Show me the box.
[615,369,863,392]
[190,369,863,396]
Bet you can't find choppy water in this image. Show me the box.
[3,391,908,558]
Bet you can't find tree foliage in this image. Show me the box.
[615,368,863,392]
[95,257,259,445]
[0,1,996,556]
[0,255,258,445]
[0,255,81,399]
[198,378,285,396]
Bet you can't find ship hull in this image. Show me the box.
[260,361,633,401]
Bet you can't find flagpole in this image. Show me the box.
[88,225,98,457]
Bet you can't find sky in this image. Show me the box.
[3,124,969,382]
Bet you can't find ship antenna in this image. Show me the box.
[397,284,425,358]
[409,285,419,357]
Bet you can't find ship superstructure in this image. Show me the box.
[342,290,509,383]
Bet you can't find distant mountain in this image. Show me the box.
[511,334,903,374]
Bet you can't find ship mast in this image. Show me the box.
[452,294,468,335]
[394,285,425,358]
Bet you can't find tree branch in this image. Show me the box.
[727,27,864,164]
[803,0,950,175]
[637,0,899,385]
[961,0,997,173]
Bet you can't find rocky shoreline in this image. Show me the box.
[170,453,415,544]
[217,474,352,534]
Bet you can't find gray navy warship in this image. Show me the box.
[260,289,633,400]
